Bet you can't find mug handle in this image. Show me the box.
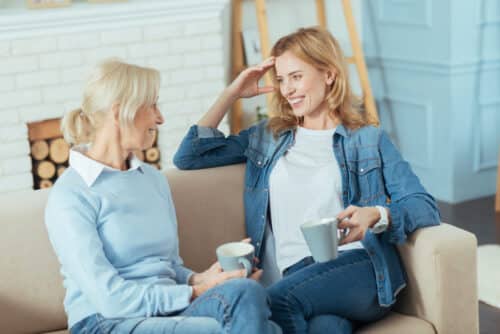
[238,258,252,277]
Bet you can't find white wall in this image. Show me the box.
[0,0,229,193]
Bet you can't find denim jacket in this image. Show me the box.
[174,121,441,307]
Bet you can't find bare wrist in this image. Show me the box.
[370,207,381,227]
[223,86,240,102]
[190,283,205,301]
[188,273,203,286]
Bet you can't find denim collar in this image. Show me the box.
[335,124,349,137]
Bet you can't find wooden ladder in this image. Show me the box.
[230,0,379,133]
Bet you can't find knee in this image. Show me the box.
[195,318,223,334]
[224,278,269,308]
[267,284,282,304]
[177,317,223,334]
[267,283,297,312]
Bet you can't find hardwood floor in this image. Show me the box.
[437,196,500,334]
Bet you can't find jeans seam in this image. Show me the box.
[129,318,148,334]
[96,315,108,334]
[282,257,372,331]
[171,316,187,334]
[184,292,232,333]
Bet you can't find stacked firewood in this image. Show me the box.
[31,138,69,189]
[29,119,161,190]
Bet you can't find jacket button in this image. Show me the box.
[257,161,262,165]
[378,274,384,281]
[261,215,265,219]
[360,168,364,172]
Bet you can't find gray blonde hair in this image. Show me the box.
[61,59,160,145]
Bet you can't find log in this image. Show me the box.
[31,140,49,161]
[36,160,56,179]
[39,179,53,189]
[57,165,67,177]
[145,147,160,162]
[49,138,70,164]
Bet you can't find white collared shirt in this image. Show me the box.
[69,145,144,187]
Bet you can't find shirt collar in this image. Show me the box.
[69,145,144,187]
[335,124,349,137]
[278,124,350,137]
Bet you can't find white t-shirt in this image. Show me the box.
[269,126,363,273]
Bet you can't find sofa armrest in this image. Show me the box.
[395,223,479,334]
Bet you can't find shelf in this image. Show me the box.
[0,0,227,40]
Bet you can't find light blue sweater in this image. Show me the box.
[45,150,194,328]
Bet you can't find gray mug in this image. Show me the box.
[300,217,348,262]
[216,242,255,277]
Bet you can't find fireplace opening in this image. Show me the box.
[27,118,161,190]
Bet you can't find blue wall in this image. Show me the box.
[363,0,500,203]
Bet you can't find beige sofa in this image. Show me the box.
[0,164,479,334]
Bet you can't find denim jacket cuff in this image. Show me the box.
[190,125,227,155]
[196,125,225,139]
[387,202,406,244]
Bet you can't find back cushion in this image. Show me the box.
[0,189,67,333]
[166,164,246,272]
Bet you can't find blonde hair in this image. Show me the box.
[61,59,160,145]
[268,26,371,135]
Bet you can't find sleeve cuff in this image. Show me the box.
[174,265,195,285]
[159,285,193,315]
[196,125,225,139]
[387,202,406,244]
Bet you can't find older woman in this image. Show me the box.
[45,59,281,334]
[174,27,441,334]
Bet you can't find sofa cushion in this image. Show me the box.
[40,312,434,334]
[357,312,435,333]
[167,165,246,272]
[0,189,67,334]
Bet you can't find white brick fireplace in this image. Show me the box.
[0,0,230,194]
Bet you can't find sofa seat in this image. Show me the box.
[40,312,434,334]
[357,311,435,333]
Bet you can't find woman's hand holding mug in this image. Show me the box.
[189,238,263,301]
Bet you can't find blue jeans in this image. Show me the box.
[71,278,282,334]
[267,249,391,334]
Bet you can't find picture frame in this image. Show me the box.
[26,0,71,9]
[241,28,263,66]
